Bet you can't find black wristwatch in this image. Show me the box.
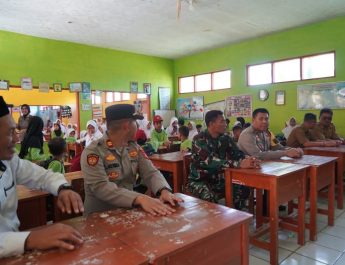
[57,183,74,194]
[156,187,172,197]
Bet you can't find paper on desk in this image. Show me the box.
[280,156,294,160]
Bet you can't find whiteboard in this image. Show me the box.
[153,109,176,128]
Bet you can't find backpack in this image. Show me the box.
[37,157,58,170]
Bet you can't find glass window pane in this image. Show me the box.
[122,93,130,101]
[137,93,147,99]
[105,92,113,103]
[179,76,194,93]
[273,59,301,83]
[302,53,335,80]
[195,74,211,92]
[94,94,101,104]
[114,92,121,102]
[91,93,95,104]
[248,63,272,86]
[213,70,231,90]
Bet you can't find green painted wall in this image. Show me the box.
[0,30,174,129]
[174,16,345,136]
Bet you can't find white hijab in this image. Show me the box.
[282,117,297,139]
[140,119,153,139]
[188,121,198,140]
[79,120,103,147]
[166,117,179,137]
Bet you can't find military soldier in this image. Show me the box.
[187,110,260,209]
[81,104,182,216]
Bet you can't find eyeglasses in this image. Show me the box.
[322,116,332,121]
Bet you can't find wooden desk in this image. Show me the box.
[17,185,49,231]
[150,151,186,192]
[4,194,251,265]
[275,155,336,241]
[225,162,309,265]
[304,146,345,209]
[63,161,72,173]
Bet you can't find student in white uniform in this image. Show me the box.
[0,96,84,258]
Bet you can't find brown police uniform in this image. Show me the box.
[287,125,318,148]
[314,122,341,140]
[81,104,171,215]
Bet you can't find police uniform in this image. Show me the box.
[238,126,287,160]
[314,122,341,140]
[287,125,318,147]
[187,130,249,209]
[81,104,171,215]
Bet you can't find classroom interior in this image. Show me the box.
[1,1,345,265]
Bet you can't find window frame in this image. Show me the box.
[178,69,231,94]
[246,51,336,86]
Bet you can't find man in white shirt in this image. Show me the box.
[0,96,84,258]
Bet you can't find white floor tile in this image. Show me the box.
[296,242,342,264]
[334,253,345,265]
[335,218,345,228]
[277,230,301,252]
[250,246,292,263]
[322,225,345,239]
[280,253,327,265]
[314,233,345,252]
[249,255,270,265]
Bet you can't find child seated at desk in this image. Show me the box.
[47,137,66,174]
[179,126,192,152]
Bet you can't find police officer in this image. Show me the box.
[81,104,183,216]
[0,96,84,258]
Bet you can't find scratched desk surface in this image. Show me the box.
[3,194,251,265]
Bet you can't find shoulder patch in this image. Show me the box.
[105,153,116,161]
[108,171,119,180]
[87,154,99,166]
[129,150,138,158]
[106,139,114,148]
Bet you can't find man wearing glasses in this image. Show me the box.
[315,108,344,144]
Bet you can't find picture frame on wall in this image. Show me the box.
[276,90,285,105]
[69,82,82,92]
[130,81,138,93]
[0,80,9,90]
[21,77,33,90]
[53,83,62,92]
[143,83,151,94]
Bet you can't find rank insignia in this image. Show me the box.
[87,154,99,166]
[108,171,119,180]
[106,154,116,161]
[129,150,138,158]
[106,139,114,148]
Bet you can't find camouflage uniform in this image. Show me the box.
[187,130,249,209]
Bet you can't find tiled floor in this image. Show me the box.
[248,198,345,265]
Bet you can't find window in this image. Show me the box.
[273,58,301,83]
[137,93,148,99]
[91,93,95,104]
[195,74,211,92]
[213,70,231,90]
[91,93,101,104]
[247,51,335,86]
[122,93,130,101]
[178,70,231,93]
[105,92,113,103]
[179,76,194,93]
[114,92,121,102]
[302,53,335,80]
[248,63,272,86]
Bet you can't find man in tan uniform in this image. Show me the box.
[287,113,340,148]
[314,108,344,143]
[81,104,182,216]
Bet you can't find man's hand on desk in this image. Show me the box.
[134,194,176,216]
[25,223,83,252]
[159,189,184,207]
[240,157,261,169]
[57,190,84,214]
[285,148,303,158]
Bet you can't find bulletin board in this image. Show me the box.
[225,95,252,117]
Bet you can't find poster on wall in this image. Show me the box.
[225,95,252,117]
[134,100,144,115]
[81,82,91,100]
[69,82,82,92]
[92,104,103,119]
[158,87,171,110]
[177,96,204,119]
[39,82,50,93]
[297,81,345,110]
[21,77,33,90]
[82,103,91,111]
